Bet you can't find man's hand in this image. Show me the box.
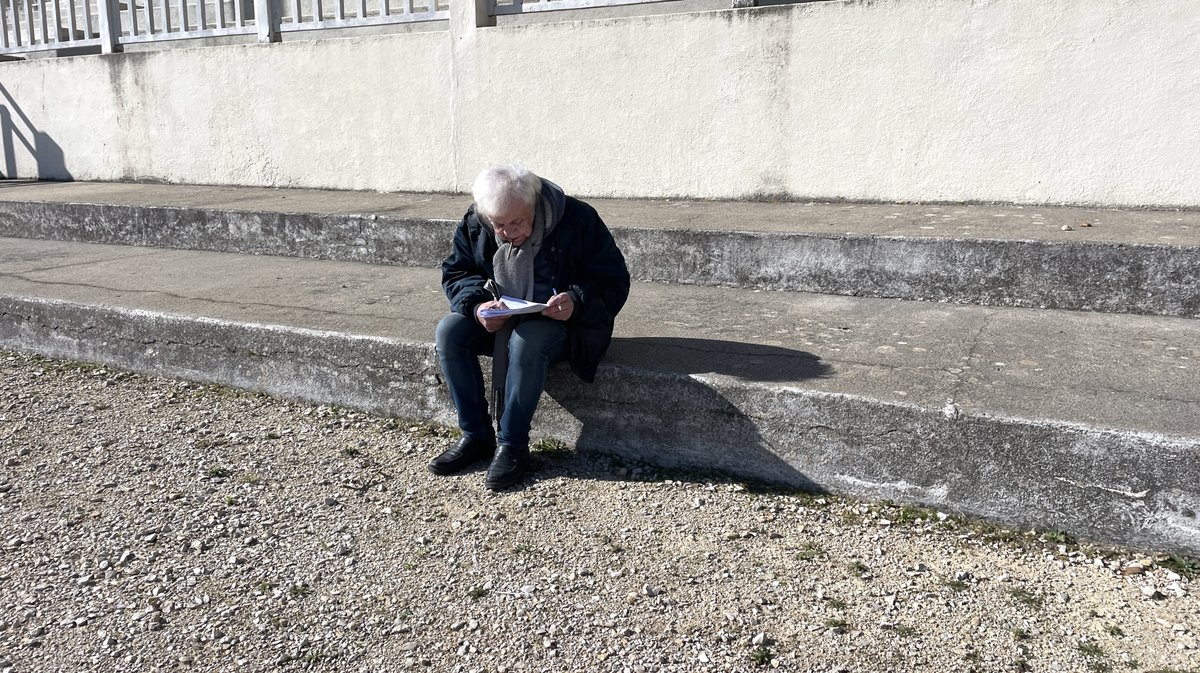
[475,300,510,333]
[542,292,575,321]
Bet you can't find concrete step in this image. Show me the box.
[1,181,1197,317]
[1,236,1197,554]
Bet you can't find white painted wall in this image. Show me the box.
[2,0,1198,206]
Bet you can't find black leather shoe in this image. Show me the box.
[485,444,529,491]
[428,436,495,475]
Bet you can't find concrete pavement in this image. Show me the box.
[1,181,1197,316]
[2,236,1198,554]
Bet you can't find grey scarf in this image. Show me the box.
[492,178,565,300]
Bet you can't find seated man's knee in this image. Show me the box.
[436,313,475,352]
[508,322,560,367]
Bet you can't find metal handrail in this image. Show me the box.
[0,0,447,55]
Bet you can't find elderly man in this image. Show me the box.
[432,165,631,490]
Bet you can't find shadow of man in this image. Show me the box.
[542,337,834,491]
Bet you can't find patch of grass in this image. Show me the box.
[892,504,929,524]
[401,562,416,571]
[823,618,849,629]
[1158,554,1200,579]
[943,578,969,592]
[1011,628,1030,641]
[1042,530,1074,545]
[531,438,571,458]
[1105,625,1124,637]
[407,421,457,439]
[827,598,847,610]
[1087,663,1111,673]
[288,583,311,598]
[1077,641,1104,658]
[1012,661,1032,673]
[341,447,362,458]
[467,586,489,600]
[847,560,870,575]
[237,472,263,485]
[511,544,537,556]
[749,646,772,667]
[794,542,822,561]
[894,624,918,637]
[1007,587,1043,608]
[255,580,277,593]
[600,534,624,554]
[224,495,237,506]
[204,465,231,479]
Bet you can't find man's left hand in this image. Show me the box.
[542,292,575,321]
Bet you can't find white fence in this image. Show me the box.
[489,0,670,15]
[0,0,448,54]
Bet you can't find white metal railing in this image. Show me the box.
[489,0,671,15]
[0,0,446,55]
[276,0,445,34]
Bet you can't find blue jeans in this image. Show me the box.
[435,312,568,448]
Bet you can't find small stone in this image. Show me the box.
[1061,224,1074,231]
[1122,564,1145,575]
[1141,586,1166,600]
[723,532,740,541]
[324,497,340,507]
[1057,592,1070,604]
[625,593,639,605]
[752,632,767,646]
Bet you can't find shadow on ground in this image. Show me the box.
[543,337,833,492]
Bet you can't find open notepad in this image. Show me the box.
[478,296,550,318]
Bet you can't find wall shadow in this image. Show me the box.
[0,83,71,181]
[542,337,833,492]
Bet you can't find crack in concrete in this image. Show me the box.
[1053,476,1151,500]
[947,310,997,404]
[0,248,163,275]
[804,424,913,441]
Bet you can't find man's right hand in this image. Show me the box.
[475,300,510,333]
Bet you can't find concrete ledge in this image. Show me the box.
[1,197,1198,317]
[3,294,1197,555]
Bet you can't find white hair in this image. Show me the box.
[472,164,542,221]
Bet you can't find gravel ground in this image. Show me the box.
[0,350,1197,673]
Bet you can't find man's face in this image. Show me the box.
[486,202,534,248]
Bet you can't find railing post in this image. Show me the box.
[96,0,122,53]
[254,0,279,42]
[450,0,492,32]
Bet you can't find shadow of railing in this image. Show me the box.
[0,83,71,181]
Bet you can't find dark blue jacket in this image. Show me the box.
[441,196,631,383]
